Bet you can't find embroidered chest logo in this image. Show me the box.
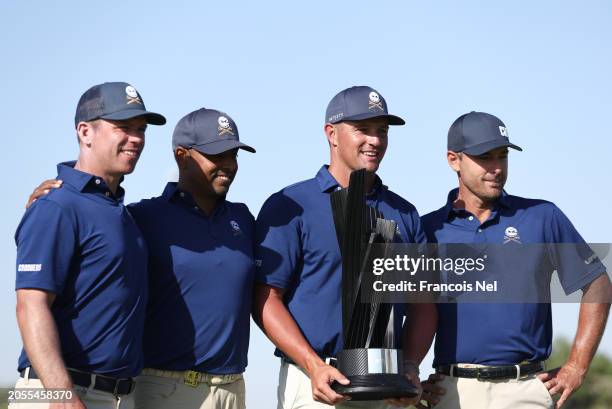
[503,226,521,244]
[368,91,383,111]
[218,116,235,137]
[125,85,142,105]
[230,220,242,236]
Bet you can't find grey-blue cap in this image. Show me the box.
[325,86,405,125]
[74,82,166,127]
[172,108,256,155]
[448,111,522,155]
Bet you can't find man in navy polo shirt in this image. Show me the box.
[13,82,166,409]
[253,86,437,408]
[129,108,256,409]
[418,112,610,409]
[26,108,257,409]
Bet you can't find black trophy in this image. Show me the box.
[329,169,418,401]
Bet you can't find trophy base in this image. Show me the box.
[331,374,419,401]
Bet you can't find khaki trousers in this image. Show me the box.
[9,371,134,409]
[432,368,554,409]
[277,360,393,409]
[134,368,245,409]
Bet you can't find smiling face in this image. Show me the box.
[448,146,509,203]
[182,148,238,198]
[327,117,389,175]
[78,117,147,177]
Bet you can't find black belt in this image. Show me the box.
[20,367,134,395]
[437,362,544,380]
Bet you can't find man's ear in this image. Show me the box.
[447,151,462,173]
[76,122,94,147]
[324,123,338,147]
[174,147,191,170]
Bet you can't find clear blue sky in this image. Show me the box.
[1,1,610,407]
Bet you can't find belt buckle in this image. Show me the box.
[475,367,482,380]
[112,378,131,396]
[112,379,121,396]
[184,370,201,387]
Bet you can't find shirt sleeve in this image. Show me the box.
[254,193,303,289]
[15,199,76,294]
[402,208,428,244]
[545,204,606,295]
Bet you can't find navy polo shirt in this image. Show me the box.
[15,162,148,378]
[421,188,606,366]
[255,166,426,358]
[129,183,255,374]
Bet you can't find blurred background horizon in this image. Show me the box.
[1,1,611,407]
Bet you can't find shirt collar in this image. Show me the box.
[57,161,94,192]
[443,187,512,219]
[161,182,227,216]
[57,161,125,201]
[315,165,386,196]
[161,182,181,201]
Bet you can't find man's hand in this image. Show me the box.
[415,373,446,408]
[309,362,350,405]
[26,179,62,208]
[49,393,87,409]
[538,364,586,408]
[536,276,611,408]
[253,285,350,405]
[386,364,423,407]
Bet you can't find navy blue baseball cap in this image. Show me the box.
[172,108,256,155]
[74,82,166,127]
[325,86,405,125]
[448,111,522,155]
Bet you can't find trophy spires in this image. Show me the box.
[330,169,418,400]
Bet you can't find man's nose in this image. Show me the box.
[489,158,504,173]
[366,134,383,146]
[128,133,145,147]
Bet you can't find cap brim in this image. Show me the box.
[333,112,406,126]
[462,140,523,155]
[191,139,256,155]
[101,109,167,125]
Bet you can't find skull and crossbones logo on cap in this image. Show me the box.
[217,116,235,136]
[125,85,142,105]
[368,91,383,111]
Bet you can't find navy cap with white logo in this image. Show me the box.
[172,108,256,155]
[74,82,166,127]
[325,86,405,125]
[448,111,522,155]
